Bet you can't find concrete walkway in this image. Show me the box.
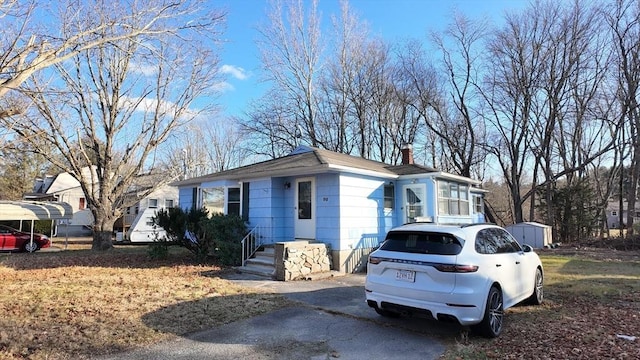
[99,273,459,360]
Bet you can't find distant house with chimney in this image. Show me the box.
[171,145,485,274]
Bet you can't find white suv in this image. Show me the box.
[365,223,543,338]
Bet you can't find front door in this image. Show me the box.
[295,178,316,239]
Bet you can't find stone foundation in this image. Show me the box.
[274,241,333,281]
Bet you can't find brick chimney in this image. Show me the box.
[401,144,414,165]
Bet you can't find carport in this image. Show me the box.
[0,200,73,250]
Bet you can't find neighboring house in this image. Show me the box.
[114,185,178,242]
[172,145,486,273]
[606,201,640,229]
[23,168,95,237]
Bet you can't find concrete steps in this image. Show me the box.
[239,246,275,278]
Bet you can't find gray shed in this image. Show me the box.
[505,222,553,249]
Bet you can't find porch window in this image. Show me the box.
[438,181,469,216]
[473,194,484,214]
[384,184,395,209]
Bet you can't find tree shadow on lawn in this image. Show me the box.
[0,244,211,271]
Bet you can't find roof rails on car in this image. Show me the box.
[460,222,496,228]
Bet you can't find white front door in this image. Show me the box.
[295,178,316,239]
[403,184,426,223]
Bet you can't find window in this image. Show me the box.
[242,182,250,221]
[611,210,618,216]
[79,197,85,210]
[202,187,224,215]
[227,187,241,216]
[438,181,469,216]
[191,187,198,210]
[475,228,519,254]
[635,211,640,218]
[202,186,241,216]
[473,194,484,214]
[148,199,158,208]
[165,199,174,208]
[298,181,312,219]
[381,231,463,255]
[384,184,395,209]
[404,185,425,223]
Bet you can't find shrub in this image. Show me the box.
[147,230,170,260]
[153,207,247,265]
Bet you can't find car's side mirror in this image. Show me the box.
[522,244,533,253]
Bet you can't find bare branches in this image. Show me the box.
[0,0,224,249]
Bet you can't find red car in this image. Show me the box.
[0,225,50,252]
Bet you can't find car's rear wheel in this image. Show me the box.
[527,268,544,305]
[23,241,38,253]
[473,286,504,338]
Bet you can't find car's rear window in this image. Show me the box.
[379,231,463,255]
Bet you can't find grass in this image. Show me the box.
[2,242,640,359]
[442,252,640,359]
[0,243,290,360]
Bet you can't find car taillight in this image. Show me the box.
[369,256,382,265]
[434,264,478,273]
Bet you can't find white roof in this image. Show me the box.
[505,222,551,229]
[0,201,73,221]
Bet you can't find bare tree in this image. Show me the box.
[1,0,225,250]
[240,91,304,158]
[257,0,323,148]
[315,0,367,154]
[481,3,548,223]
[606,0,640,236]
[1,1,207,107]
[166,117,251,180]
[423,13,488,178]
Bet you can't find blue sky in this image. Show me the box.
[215,0,529,119]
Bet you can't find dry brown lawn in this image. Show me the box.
[0,241,289,360]
[444,249,640,359]
[2,240,640,359]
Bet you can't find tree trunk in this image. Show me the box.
[92,230,114,251]
[92,211,115,251]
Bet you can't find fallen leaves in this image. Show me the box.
[445,250,640,359]
[0,246,289,359]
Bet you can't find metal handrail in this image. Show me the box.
[241,225,262,266]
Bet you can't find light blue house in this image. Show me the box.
[172,145,486,273]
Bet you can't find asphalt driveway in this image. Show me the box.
[99,273,459,360]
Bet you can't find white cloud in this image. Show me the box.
[212,81,235,93]
[220,65,249,80]
[130,63,158,77]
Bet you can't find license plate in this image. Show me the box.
[396,270,415,282]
